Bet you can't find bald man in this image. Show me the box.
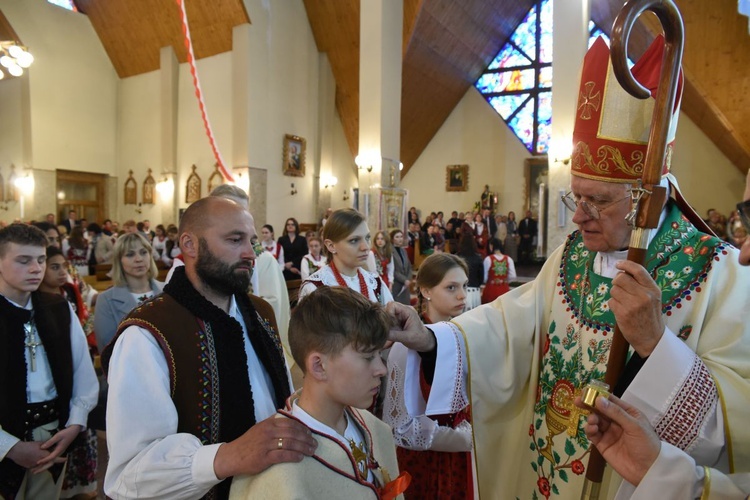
[102,197,316,500]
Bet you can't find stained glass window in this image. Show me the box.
[475,0,620,155]
[475,0,552,154]
[47,0,78,11]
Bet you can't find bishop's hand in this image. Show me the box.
[608,260,665,357]
[385,302,436,353]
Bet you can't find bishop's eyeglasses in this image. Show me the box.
[561,192,632,220]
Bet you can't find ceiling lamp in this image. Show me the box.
[0,41,34,80]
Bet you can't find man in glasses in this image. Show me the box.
[387,36,750,499]
[579,168,750,498]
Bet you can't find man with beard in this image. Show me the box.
[102,197,316,500]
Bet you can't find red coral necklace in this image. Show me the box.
[329,259,369,297]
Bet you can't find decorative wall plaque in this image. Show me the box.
[208,163,226,193]
[143,168,156,204]
[124,170,138,205]
[185,165,202,204]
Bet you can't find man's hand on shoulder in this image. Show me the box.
[385,302,436,352]
[213,416,317,479]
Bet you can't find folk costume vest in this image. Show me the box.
[0,292,73,499]
[102,267,290,500]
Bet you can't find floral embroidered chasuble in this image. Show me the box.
[418,201,750,499]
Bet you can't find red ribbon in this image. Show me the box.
[380,471,411,500]
[175,0,234,183]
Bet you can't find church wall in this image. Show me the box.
[0,77,24,216]
[671,113,745,218]
[117,71,161,225]
[401,88,530,220]
[0,0,118,176]
[115,0,353,230]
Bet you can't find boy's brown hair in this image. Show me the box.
[289,286,390,373]
[0,224,47,256]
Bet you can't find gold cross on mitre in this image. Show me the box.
[578,81,601,120]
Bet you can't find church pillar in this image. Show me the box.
[159,46,179,224]
[548,0,591,252]
[314,54,337,225]
[358,0,403,232]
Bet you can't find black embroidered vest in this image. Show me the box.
[102,270,290,500]
[0,292,73,499]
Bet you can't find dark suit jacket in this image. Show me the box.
[484,217,498,242]
[519,217,538,238]
[391,247,413,305]
[62,219,77,234]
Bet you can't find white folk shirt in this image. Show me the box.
[105,295,292,500]
[0,296,98,460]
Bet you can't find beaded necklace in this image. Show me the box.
[329,259,369,298]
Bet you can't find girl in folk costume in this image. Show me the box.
[299,236,327,281]
[368,230,394,289]
[299,208,393,305]
[384,253,473,499]
[481,238,517,304]
[473,213,488,258]
[39,245,99,499]
[260,224,285,270]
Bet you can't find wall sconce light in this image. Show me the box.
[135,202,143,214]
[555,157,571,165]
[551,138,573,165]
[321,175,338,189]
[355,153,379,173]
[156,176,175,200]
[0,202,8,211]
[342,189,350,201]
[291,183,298,196]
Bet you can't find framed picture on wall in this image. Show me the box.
[446,164,469,192]
[379,188,407,234]
[282,134,306,177]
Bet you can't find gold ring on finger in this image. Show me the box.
[277,437,283,450]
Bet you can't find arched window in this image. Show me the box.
[475,0,625,155]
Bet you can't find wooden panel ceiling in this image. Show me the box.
[0,8,21,42]
[75,0,250,78]
[21,0,745,174]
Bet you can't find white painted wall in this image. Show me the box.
[671,113,746,217]
[401,88,530,218]
[0,0,118,175]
